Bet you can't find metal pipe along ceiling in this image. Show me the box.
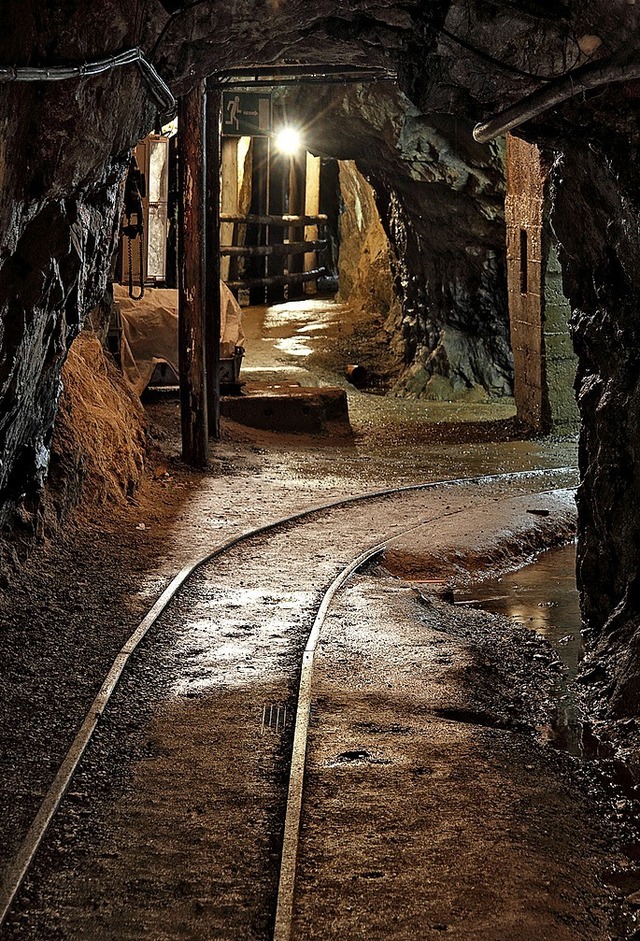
[473,54,640,143]
[0,53,393,111]
[208,64,397,87]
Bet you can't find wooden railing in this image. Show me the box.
[219,213,327,294]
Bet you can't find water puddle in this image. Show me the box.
[454,542,584,755]
[450,547,640,926]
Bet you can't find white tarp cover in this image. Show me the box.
[113,283,245,394]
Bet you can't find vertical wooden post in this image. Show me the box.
[267,139,287,304]
[220,137,238,282]
[178,81,208,467]
[288,150,306,299]
[205,82,222,439]
[248,136,269,304]
[304,153,321,295]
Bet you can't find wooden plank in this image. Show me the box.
[220,240,326,257]
[225,267,325,290]
[248,137,269,304]
[220,213,327,225]
[205,83,222,438]
[220,138,238,281]
[304,153,321,295]
[267,135,287,303]
[178,81,208,468]
[288,151,307,299]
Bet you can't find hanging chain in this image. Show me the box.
[127,233,144,300]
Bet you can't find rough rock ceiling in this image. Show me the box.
[3,1,640,723]
[284,82,511,395]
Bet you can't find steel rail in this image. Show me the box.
[273,543,385,941]
[272,481,575,941]
[0,466,576,927]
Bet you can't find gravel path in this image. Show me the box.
[4,470,626,941]
[5,290,623,940]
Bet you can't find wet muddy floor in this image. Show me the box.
[455,542,584,754]
[5,295,636,940]
[455,542,582,675]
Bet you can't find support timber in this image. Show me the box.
[178,81,209,468]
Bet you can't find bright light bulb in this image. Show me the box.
[276,127,301,155]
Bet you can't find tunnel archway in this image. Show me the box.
[2,0,640,737]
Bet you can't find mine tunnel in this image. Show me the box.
[2,3,640,940]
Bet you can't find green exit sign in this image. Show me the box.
[222,91,272,137]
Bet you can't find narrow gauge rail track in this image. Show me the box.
[0,467,576,937]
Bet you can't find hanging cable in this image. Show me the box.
[122,155,147,300]
[0,47,176,115]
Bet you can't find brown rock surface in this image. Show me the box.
[3,0,640,751]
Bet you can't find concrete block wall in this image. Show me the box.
[505,135,547,429]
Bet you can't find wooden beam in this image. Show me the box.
[220,138,238,281]
[220,240,326,257]
[288,152,307,299]
[178,81,208,468]
[304,153,321,295]
[205,83,222,439]
[248,137,269,304]
[267,138,286,303]
[220,213,327,225]
[225,268,325,290]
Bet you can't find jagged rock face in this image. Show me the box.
[287,83,512,399]
[4,0,640,724]
[333,160,403,383]
[0,163,126,512]
[0,0,443,524]
[407,1,636,120]
[374,111,512,400]
[0,2,159,521]
[550,137,640,717]
[337,160,401,326]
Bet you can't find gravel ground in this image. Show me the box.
[1,454,635,940]
[4,297,628,938]
[295,571,624,940]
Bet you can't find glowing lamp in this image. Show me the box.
[276,127,302,155]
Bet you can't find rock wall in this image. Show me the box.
[550,138,640,718]
[0,332,146,575]
[289,84,513,401]
[544,243,579,433]
[380,114,512,402]
[335,160,403,381]
[0,4,156,526]
[0,0,446,525]
[337,160,396,313]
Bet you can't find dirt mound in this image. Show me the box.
[48,333,147,516]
